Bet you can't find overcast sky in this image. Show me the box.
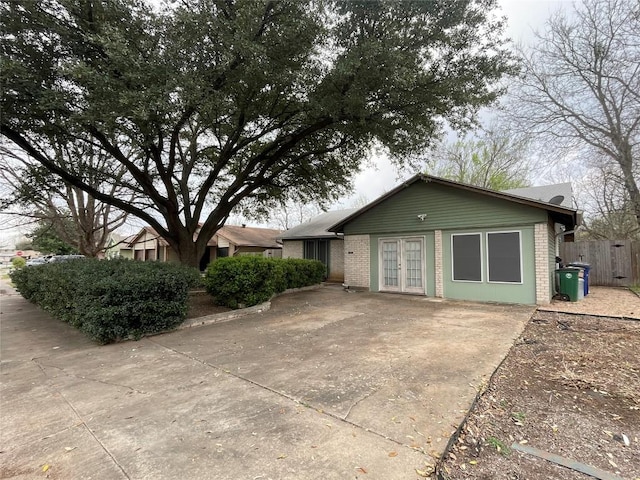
[334,0,579,210]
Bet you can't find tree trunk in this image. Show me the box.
[165,229,210,269]
[618,145,640,227]
[625,176,640,227]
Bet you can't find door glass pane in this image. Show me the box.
[382,242,398,286]
[404,240,422,288]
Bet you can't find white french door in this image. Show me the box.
[379,237,425,294]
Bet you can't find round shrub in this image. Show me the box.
[11,257,26,268]
[204,256,284,308]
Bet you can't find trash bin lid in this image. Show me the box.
[567,261,591,268]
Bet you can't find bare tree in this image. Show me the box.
[268,200,324,230]
[575,161,639,239]
[0,140,131,257]
[347,193,371,209]
[511,0,640,223]
[424,125,533,190]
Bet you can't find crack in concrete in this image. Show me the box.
[33,361,132,479]
[342,388,377,421]
[34,359,148,395]
[149,338,412,450]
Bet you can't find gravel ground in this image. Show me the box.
[539,286,639,319]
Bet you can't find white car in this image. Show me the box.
[26,258,47,266]
[47,255,86,263]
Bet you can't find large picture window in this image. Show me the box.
[487,231,522,283]
[452,233,482,282]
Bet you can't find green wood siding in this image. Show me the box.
[443,226,536,304]
[343,182,547,235]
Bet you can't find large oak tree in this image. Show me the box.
[1,0,515,266]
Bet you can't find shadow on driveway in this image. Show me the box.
[1,284,534,479]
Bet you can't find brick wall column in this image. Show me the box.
[344,235,370,289]
[534,223,550,305]
[434,229,444,298]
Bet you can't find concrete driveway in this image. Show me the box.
[1,284,534,479]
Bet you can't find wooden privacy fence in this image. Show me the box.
[559,240,639,287]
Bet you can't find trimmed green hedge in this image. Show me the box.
[203,257,325,309]
[10,258,201,344]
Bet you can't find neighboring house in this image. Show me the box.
[200,225,283,270]
[127,227,170,262]
[105,233,135,259]
[127,224,282,270]
[328,174,581,305]
[280,209,358,282]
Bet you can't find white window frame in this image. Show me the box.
[486,230,523,284]
[451,232,483,283]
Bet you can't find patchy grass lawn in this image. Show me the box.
[438,311,640,480]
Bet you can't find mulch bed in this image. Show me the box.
[186,291,231,319]
[438,311,640,480]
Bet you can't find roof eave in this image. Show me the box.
[280,233,343,241]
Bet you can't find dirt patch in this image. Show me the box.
[186,291,230,319]
[438,311,640,480]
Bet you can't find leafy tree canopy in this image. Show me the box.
[28,218,79,255]
[1,0,516,266]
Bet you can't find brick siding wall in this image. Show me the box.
[434,229,444,298]
[283,240,303,259]
[534,222,550,305]
[344,235,370,289]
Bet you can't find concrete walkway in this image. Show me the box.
[1,282,534,479]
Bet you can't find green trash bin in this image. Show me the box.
[556,268,581,302]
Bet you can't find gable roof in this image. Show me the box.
[111,232,136,250]
[217,225,282,248]
[280,209,358,240]
[503,183,573,208]
[127,226,169,247]
[128,225,282,249]
[328,174,582,232]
